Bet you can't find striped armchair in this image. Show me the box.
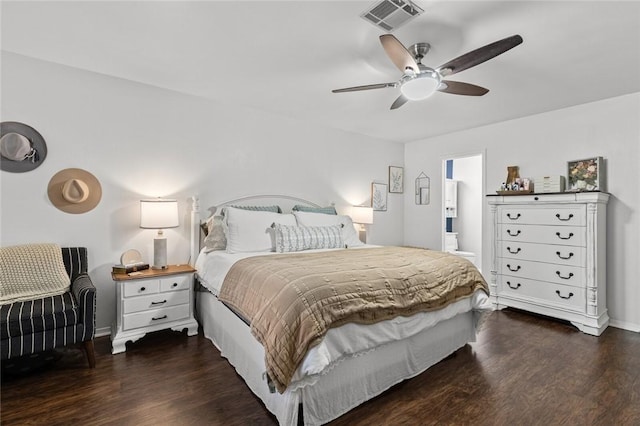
[1,247,96,367]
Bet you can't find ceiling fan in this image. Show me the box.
[332,34,523,110]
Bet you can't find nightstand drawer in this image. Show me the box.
[160,275,191,292]
[123,289,190,314]
[123,304,190,331]
[124,280,159,297]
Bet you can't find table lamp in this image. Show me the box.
[140,198,179,269]
[351,205,374,243]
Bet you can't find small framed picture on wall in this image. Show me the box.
[371,182,388,211]
[388,166,404,193]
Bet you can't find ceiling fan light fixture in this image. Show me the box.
[400,70,441,101]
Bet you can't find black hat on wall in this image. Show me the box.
[0,121,48,172]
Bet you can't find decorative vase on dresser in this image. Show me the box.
[487,192,609,335]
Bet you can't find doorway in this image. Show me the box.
[442,152,484,271]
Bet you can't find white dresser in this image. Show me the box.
[111,264,199,354]
[488,192,609,335]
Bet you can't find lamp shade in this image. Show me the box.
[140,199,179,229]
[351,206,374,224]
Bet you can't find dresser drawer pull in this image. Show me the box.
[555,232,574,240]
[151,315,168,321]
[556,271,574,280]
[140,287,146,292]
[506,264,521,272]
[172,283,178,288]
[506,281,521,290]
[555,290,574,300]
[556,251,574,260]
[556,213,574,222]
[151,300,167,306]
[506,247,521,254]
[506,229,521,237]
[506,213,521,220]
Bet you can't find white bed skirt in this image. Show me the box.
[196,290,478,426]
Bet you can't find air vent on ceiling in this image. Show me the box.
[360,0,423,32]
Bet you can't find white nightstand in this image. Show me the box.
[111,264,199,354]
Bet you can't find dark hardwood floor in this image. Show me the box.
[2,309,639,425]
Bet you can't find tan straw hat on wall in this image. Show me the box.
[47,168,102,214]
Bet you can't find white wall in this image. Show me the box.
[405,93,640,332]
[0,52,404,333]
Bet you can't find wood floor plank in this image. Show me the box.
[2,308,639,425]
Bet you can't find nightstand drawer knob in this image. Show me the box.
[172,283,178,288]
[140,287,146,292]
[152,315,168,321]
[151,300,167,305]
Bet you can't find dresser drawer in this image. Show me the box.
[499,224,585,246]
[498,276,585,312]
[123,289,190,314]
[498,241,585,267]
[123,304,190,331]
[123,280,160,297]
[499,205,585,226]
[160,275,191,292]
[499,258,584,286]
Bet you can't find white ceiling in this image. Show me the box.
[2,1,640,143]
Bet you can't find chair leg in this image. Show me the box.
[84,340,96,368]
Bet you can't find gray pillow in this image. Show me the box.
[292,205,337,215]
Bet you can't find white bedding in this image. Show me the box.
[195,247,491,389]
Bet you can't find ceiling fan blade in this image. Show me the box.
[390,95,409,110]
[437,34,523,77]
[380,34,419,73]
[438,80,489,96]
[332,82,396,93]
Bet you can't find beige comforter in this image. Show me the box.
[218,246,488,393]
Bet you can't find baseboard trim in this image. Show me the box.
[95,327,111,338]
[609,319,640,333]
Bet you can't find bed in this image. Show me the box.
[189,195,490,425]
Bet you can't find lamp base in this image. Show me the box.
[152,237,168,270]
[358,227,367,244]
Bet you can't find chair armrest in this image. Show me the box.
[72,274,97,340]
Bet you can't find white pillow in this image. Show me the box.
[293,211,364,247]
[225,207,296,253]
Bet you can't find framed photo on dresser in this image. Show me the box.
[567,157,605,192]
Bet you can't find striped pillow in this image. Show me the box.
[274,224,345,253]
